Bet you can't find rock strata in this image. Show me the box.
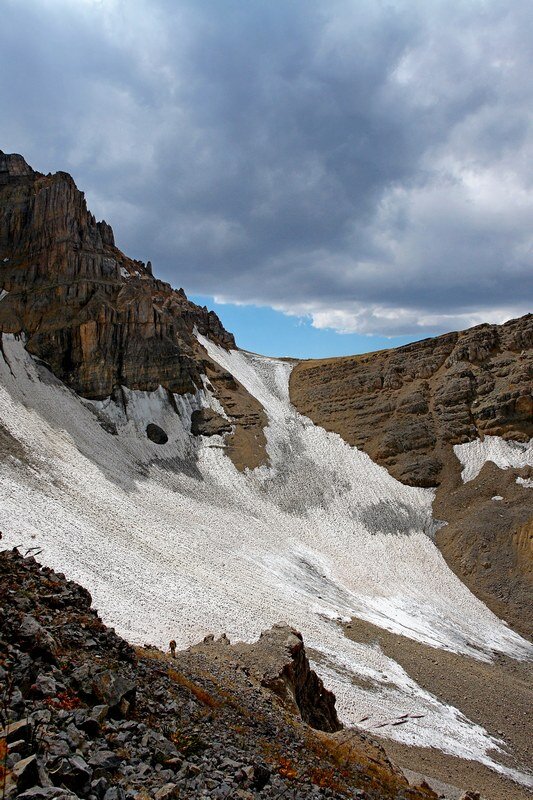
[0,151,234,400]
[290,315,532,487]
[0,547,438,800]
[0,150,270,472]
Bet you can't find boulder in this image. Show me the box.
[18,789,80,800]
[190,408,232,437]
[1,718,33,743]
[146,424,168,444]
[90,670,136,715]
[12,755,40,793]
[49,756,92,792]
[18,615,57,659]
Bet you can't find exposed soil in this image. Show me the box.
[434,459,533,639]
[201,350,269,471]
[344,617,533,800]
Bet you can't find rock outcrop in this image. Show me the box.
[0,150,234,400]
[190,407,232,437]
[192,624,341,733]
[290,315,532,488]
[0,547,439,800]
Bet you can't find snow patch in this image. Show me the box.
[0,289,8,302]
[516,476,533,489]
[454,436,533,483]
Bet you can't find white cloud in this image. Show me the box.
[1,0,532,336]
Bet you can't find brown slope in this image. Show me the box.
[433,459,533,639]
[290,318,533,635]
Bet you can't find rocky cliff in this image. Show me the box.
[0,151,234,400]
[0,150,271,471]
[290,317,532,488]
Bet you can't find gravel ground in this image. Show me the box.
[344,617,533,800]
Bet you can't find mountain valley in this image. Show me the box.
[0,151,532,800]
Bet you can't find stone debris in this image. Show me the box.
[0,547,440,800]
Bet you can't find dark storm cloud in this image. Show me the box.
[1,0,532,334]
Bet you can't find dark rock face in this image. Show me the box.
[190,408,232,437]
[193,624,341,733]
[251,625,342,733]
[0,151,234,400]
[290,315,533,487]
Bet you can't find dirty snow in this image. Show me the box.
[0,333,532,785]
[454,436,533,483]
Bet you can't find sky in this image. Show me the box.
[1,0,532,357]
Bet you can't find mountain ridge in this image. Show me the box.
[0,150,234,400]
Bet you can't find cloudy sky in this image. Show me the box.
[1,0,532,356]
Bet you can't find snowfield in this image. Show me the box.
[0,333,532,786]
[454,435,533,483]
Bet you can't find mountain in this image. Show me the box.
[1,151,532,799]
[290,320,532,488]
[0,151,266,469]
[0,151,233,397]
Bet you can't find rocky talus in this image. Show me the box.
[0,151,267,471]
[0,547,440,800]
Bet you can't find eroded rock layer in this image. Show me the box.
[290,317,532,488]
